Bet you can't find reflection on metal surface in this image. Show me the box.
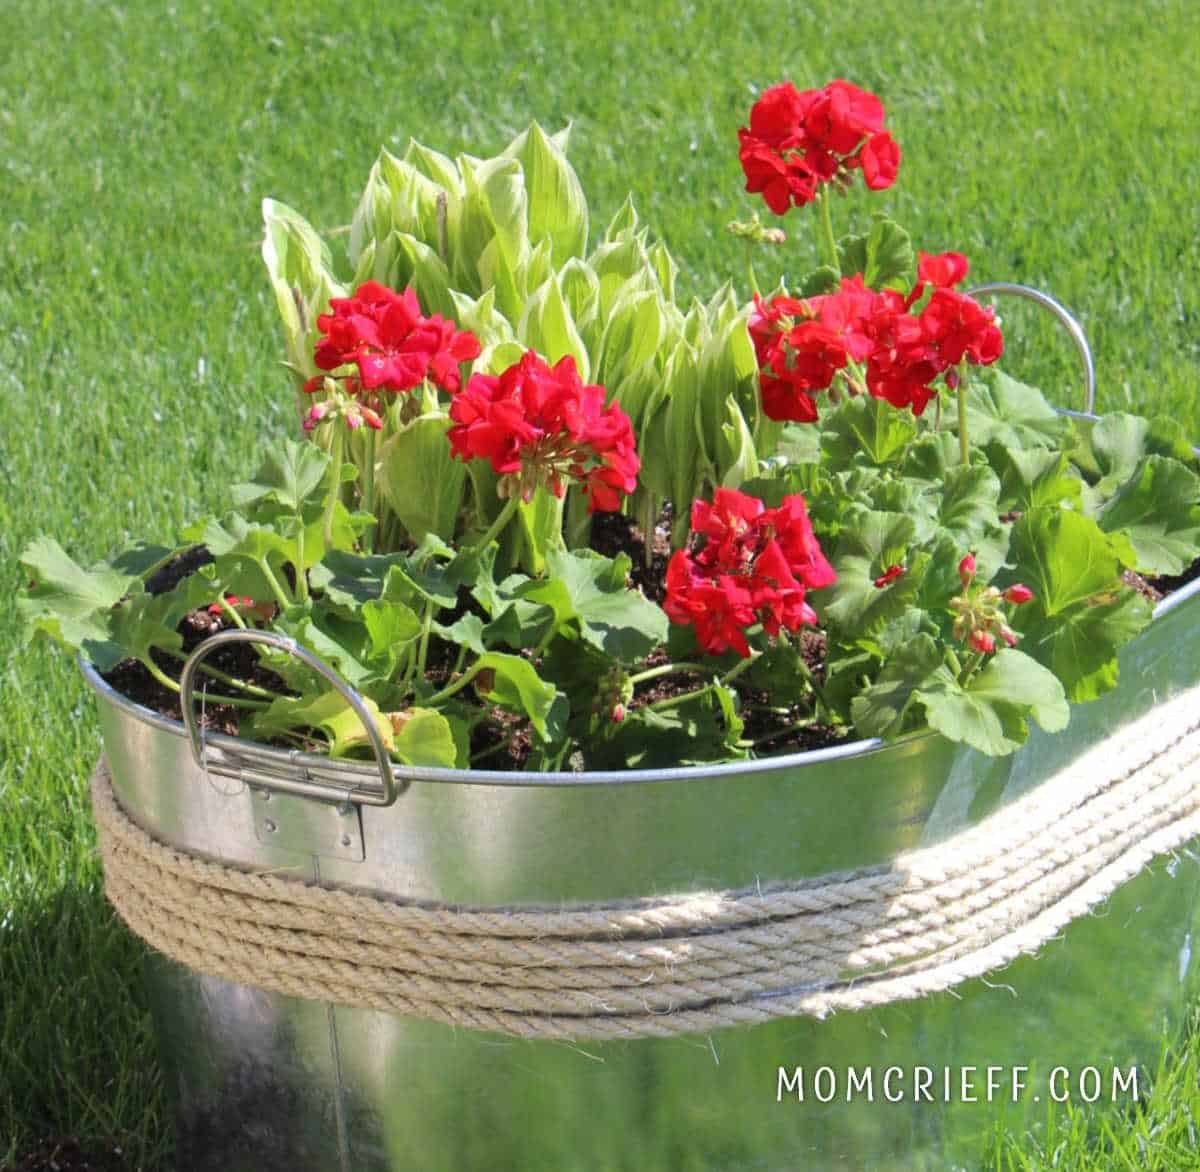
[85,575,1200,1170]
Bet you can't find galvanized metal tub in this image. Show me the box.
[83,567,1200,1172]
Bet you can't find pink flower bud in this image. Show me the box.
[361,406,384,431]
[958,552,976,588]
[1000,625,1019,648]
[345,412,363,430]
[969,629,996,654]
[944,369,960,390]
[1003,583,1033,605]
[611,703,626,723]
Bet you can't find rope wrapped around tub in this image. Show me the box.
[91,682,1200,1041]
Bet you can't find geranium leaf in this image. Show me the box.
[230,438,330,519]
[472,651,557,741]
[815,509,923,639]
[987,444,1083,513]
[850,633,943,738]
[390,707,458,767]
[964,369,1070,450]
[914,649,1068,756]
[18,537,143,667]
[584,684,745,769]
[1009,507,1153,701]
[1097,455,1200,576]
[837,215,914,290]
[518,549,668,661]
[252,689,395,759]
[821,395,917,467]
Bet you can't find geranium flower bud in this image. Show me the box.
[360,406,384,431]
[1003,583,1034,604]
[969,629,996,654]
[1000,625,1020,648]
[958,552,976,587]
[873,564,905,588]
[611,703,626,724]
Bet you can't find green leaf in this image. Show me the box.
[1097,455,1200,575]
[816,510,923,639]
[796,265,840,297]
[261,199,346,379]
[964,369,1070,450]
[850,633,944,738]
[108,591,184,669]
[433,613,488,656]
[915,649,1069,756]
[253,689,395,759]
[1090,413,1150,493]
[362,597,422,666]
[503,122,589,266]
[472,651,557,741]
[518,549,668,661]
[391,707,459,767]
[231,438,330,517]
[1009,507,1153,701]
[377,412,467,544]
[821,395,917,467]
[18,537,141,667]
[519,274,590,378]
[585,685,745,770]
[836,215,915,291]
[987,444,1083,513]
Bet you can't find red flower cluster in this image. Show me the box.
[748,253,1004,422]
[738,79,901,215]
[664,488,836,657]
[447,351,639,513]
[305,281,481,396]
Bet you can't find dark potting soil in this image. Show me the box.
[99,533,1200,771]
[4,1138,131,1172]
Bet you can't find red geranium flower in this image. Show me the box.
[739,79,900,215]
[447,350,639,513]
[307,281,480,395]
[664,487,834,658]
[751,258,1003,421]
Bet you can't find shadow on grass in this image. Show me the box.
[0,882,172,1172]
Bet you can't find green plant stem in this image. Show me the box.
[746,256,760,297]
[818,189,841,274]
[164,653,280,701]
[628,661,709,686]
[957,649,985,687]
[472,495,521,553]
[719,653,759,686]
[361,426,377,554]
[217,596,246,629]
[957,370,970,465]
[293,525,309,603]
[415,602,435,681]
[426,660,486,705]
[644,652,761,714]
[257,558,293,609]
[323,424,345,552]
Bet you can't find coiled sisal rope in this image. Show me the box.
[92,682,1200,1041]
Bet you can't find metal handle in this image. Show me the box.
[180,629,402,807]
[967,282,1096,418]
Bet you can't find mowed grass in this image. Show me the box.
[2,0,1199,1167]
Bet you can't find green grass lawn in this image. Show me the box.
[2,0,1199,1167]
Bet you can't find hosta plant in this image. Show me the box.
[20,79,1200,769]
